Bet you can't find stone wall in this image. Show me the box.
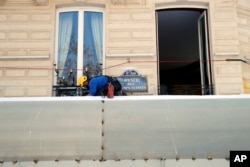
[237,1,250,94]
[105,0,157,95]
[211,0,241,94]
[0,0,250,96]
[0,0,53,96]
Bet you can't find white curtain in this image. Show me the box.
[90,12,103,65]
[83,12,103,77]
[58,13,73,78]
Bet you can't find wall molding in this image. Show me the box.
[214,52,240,56]
[110,0,146,5]
[1,0,48,6]
[155,1,208,10]
[0,55,50,60]
[106,53,154,57]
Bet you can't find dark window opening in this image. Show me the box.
[156,8,213,95]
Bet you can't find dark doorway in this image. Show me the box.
[156,8,213,95]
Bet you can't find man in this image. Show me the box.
[78,75,110,96]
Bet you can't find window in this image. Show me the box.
[55,7,104,86]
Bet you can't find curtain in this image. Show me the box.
[91,12,103,68]
[58,12,73,78]
[84,12,103,77]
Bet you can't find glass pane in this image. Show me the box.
[57,11,78,86]
[198,12,212,95]
[83,11,103,78]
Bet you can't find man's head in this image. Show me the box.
[78,75,88,87]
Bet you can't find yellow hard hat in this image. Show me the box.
[78,75,88,87]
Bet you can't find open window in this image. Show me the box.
[156,8,213,95]
[198,11,213,95]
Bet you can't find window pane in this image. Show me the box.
[57,11,78,86]
[83,11,103,77]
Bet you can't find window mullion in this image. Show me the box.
[77,10,84,82]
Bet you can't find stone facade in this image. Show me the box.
[0,0,249,96]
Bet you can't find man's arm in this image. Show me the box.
[88,80,97,96]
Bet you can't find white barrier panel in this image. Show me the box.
[0,159,229,167]
[0,97,103,161]
[0,95,250,163]
[104,95,250,160]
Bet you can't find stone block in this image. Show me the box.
[34,0,48,6]
[5,87,25,97]
[30,31,51,40]
[9,14,29,22]
[29,50,50,56]
[0,31,6,40]
[109,13,130,21]
[109,31,130,39]
[26,87,49,96]
[0,13,7,21]
[9,32,28,40]
[31,14,51,22]
[6,69,26,77]
[216,76,242,84]
[214,29,238,40]
[131,12,152,20]
[28,69,50,77]
[215,65,241,76]
[217,83,243,94]
[7,50,27,56]
[131,30,153,39]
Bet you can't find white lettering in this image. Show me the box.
[234,155,247,162]
[241,155,247,162]
[234,155,241,162]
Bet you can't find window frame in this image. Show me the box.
[54,6,105,86]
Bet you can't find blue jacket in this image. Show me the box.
[89,76,108,96]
